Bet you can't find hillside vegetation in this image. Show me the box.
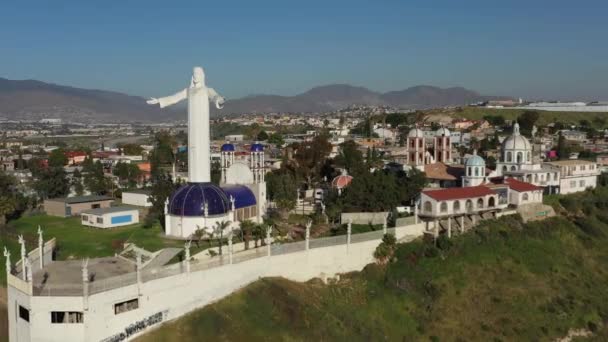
[138,187,608,341]
[450,106,608,127]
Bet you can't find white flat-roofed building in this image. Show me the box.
[121,190,153,207]
[545,159,599,194]
[81,207,140,228]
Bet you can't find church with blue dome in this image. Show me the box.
[164,140,267,238]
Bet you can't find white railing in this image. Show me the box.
[31,226,416,297]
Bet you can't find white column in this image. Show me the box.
[136,252,142,296]
[184,241,191,272]
[266,226,272,257]
[414,203,419,224]
[188,85,211,183]
[434,220,438,238]
[18,235,26,281]
[383,214,388,235]
[37,226,44,269]
[347,220,352,252]
[447,217,452,238]
[3,248,11,276]
[305,220,311,250]
[82,258,89,309]
[228,228,234,264]
[460,215,465,232]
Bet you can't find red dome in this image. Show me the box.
[331,175,353,189]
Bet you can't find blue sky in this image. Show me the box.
[1,0,607,100]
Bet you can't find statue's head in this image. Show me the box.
[192,66,205,85]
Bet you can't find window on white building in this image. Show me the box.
[440,202,447,213]
[114,298,139,315]
[506,152,512,162]
[580,180,586,187]
[96,217,103,224]
[51,311,83,324]
[423,201,432,213]
[453,201,461,212]
[523,193,529,201]
[570,181,576,188]
[19,305,29,322]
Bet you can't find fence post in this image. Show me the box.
[184,241,191,273]
[38,226,44,269]
[266,226,272,257]
[383,214,388,235]
[347,219,352,253]
[3,247,11,276]
[82,258,89,310]
[228,228,233,265]
[136,252,142,295]
[18,235,26,280]
[447,217,452,238]
[414,203,419,224]
[305,220,311,251]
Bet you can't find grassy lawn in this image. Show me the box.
[0,214,207,285]
[449,107,608,127]
[139,188,608,341]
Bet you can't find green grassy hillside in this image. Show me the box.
[450,107,608,127]
[139,187,608,341]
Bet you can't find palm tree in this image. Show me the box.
[0,196,16,228]
[239,220,256,250]
[191,226,206,248]
[213,220,231,255]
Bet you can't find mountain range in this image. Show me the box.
[0,78,510,122]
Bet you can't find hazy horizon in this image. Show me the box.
[2,0,607,101]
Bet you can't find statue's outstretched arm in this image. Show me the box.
[147,88,188,108]
[207,87,226,109]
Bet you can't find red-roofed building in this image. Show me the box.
[504,178,543,205]
[65,151,87,165]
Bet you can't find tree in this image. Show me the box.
[517,111,540,136]
[148,172,177,229]
[83,160,110,195]
[268,133,285,147]
[212,220,231,255]
[374,233,397,264]
[48,148,67,168]
[34,167,70,199]
[113,162,142,189]
[556,132,571,160]
[192,227,206,248]
[239,220,256,250]
[256,130,269,141]
[118,143,144,156]
[334,140,366,177]
[266,171,297,213]
[211,160,221,185]
[0,196,15,227]
[72,169,84,196]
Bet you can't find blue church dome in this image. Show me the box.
[222,185,257,209]
[250,143,264,152]
[221,143,235,152]
[169,183,231,217]
[465,155,486,167]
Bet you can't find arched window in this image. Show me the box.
[440,202,448,213]
[467,167,472,176]
[502,165,507,173]
[506,152,512,162]
[517,152,523,164]
[527,152,531,162]
[511,165,517,171]
[523,193,529,201]
[410,139,415,148]
[453,201,461,212]
[424,201,432,213]
[419,139,423,148]
[474,167,479,177]
[488,197,496,207]
[477,198,484,209]
[465,200,473,212]
[534,174,538,183]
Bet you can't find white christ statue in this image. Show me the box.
[147,66,225,183]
